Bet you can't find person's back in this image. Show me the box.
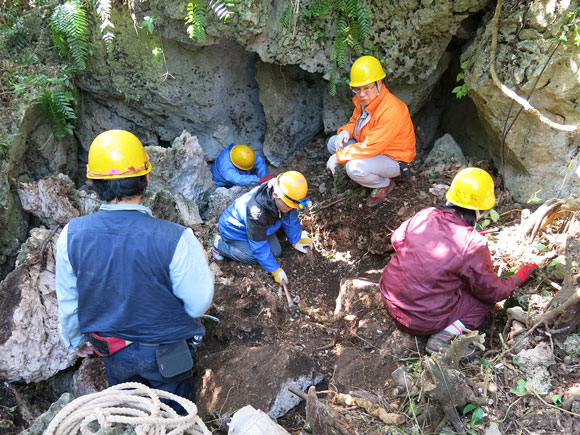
[56,130,214,410]
[379,168,537,357]
[211,143,269,188]
[67,208,204,343]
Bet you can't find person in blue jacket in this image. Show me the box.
[212,171,313,285]
[55,130,214,410]
[211,143,272,188]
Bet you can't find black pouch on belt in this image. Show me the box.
[156,339,194,382]
[398,161,413,179]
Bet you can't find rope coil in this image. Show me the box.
[45,382,211,435]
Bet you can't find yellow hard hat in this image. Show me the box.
[230,144,255,171]
[349,56,386,87]
[87,130,151,179]
[446,168,496,211]
[274,171,310,209]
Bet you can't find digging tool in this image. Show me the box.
[281,281,298,314]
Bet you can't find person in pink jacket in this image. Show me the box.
[379,168,537,355]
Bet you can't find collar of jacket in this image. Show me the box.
[253,182,281,219]
[351,84,391,115]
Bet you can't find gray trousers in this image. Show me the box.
[327,135,400,188]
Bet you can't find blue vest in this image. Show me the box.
[67,209,204,344]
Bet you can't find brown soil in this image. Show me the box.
[195,137,580,434]
[1,137,578,434]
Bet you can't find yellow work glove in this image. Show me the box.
[272,268,288,285]
[293,237,313,253]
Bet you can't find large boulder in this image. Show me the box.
[462,0,580,202]
[0,228,77,383]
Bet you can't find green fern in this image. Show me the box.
[186,0,207,42]
[50,0,90,71]
[38,88,77,137]
[186,0,235,42]
[96,0,114,51]
[281,0,373,95]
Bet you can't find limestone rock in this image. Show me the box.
[0,229,77,383]
[206,186,247,224]
[16,174,81,228]
[256,61,325,166]
[72,357,108,397]
[463,1,580,202]
[146,131,214,206]
[425,134,468,167]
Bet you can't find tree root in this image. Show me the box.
[333,393,406,425]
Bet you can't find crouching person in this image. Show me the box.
[379,168,537,357]
[55,130,214,411]
[212,171,312,285]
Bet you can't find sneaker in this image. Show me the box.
[366,181,395,207]
[212,247,224,261]
[212,234,224,261]
[425,330,475,360]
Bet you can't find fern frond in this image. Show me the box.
[50,0,89,71]
[209,0,232,20]
[280,6,292,29]
[96,0,115,51]
[185,0,207,42]
[38,88,77,137]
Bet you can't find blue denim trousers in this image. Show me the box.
[215,233,282,263]
[103,342,196,412]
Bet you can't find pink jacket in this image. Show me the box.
[379,207,521,334]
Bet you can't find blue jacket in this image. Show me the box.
[66,209,205,344]
[211,143,268,188]
[218,182,302,272]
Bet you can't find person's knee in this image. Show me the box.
[345,161,367,183]
[327,135,339,153]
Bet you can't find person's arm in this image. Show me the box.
[55,225,88,350]
[253,154,269,179]
[461,238,521,303]
[170,228,215,318]
[336,104,405,163]
[221,163,261,187]
[282,209,302,245]
[390,216,412,251]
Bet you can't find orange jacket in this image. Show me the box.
[336,86,416,164]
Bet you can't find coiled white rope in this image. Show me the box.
[45,382,211,435]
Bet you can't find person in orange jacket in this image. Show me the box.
[326,56,416,207]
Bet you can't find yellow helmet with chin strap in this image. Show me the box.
[349,55,386,87]
[230,144,255,171]
[87,130,151,179]
[446,168,495,211]
[274,171,311,209]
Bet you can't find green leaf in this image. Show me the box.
[471,407,484,425]
[536,243,548,252]
[489,209,500,222]
[543,290,552,297]
[463,403,478,415]
[551,394,562,407]
[510,379,528,396]
[548,256,565,267]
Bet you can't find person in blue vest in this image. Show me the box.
[55,130,214,409]
[212,171,313,285]
[211,143,273,188]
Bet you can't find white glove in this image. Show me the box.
[272,268,288,285]
[336,130,350,150]
[326,154,338,174]
[293,237,313,253]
